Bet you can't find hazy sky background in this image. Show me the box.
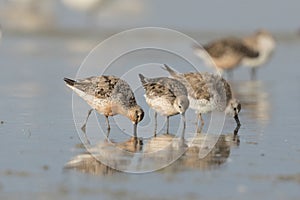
[57,0,299,32]
[0,0,298,34]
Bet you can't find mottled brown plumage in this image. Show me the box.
[139,74,189,136]
[64,75,144,138]
[204,37,259,59]
[68,76,138,109]
[194,37,259,73]
[165,70,232,107]
[181,73,211,101]
[164,64,241,133]
[143,82,176,103]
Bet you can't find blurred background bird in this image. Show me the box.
[242,29,276,80]
[193,37,259,78]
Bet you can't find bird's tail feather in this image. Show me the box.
[138,74,147,85]
[162,64,178,77]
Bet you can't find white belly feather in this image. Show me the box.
[145,95,178,116]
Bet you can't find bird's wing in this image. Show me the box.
[143,82,176,103]
[182,73,212,101]
[204,37,259,58]
[73,75,119,99]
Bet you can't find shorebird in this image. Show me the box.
[242,29,276,80]
[193,37,259,77]
[163,64,241,134]
[64,75,144,139]
[139,74,189,137]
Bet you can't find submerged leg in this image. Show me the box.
[166,116,170,134]
[200,113,205,126]
[153,112,157,137]
[233,134,240,145]
[251,68,257,80]
[81,109,93,133]
[195,113,199,133]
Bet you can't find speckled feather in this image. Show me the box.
[164,65,241,129]
[164,65,233,112]
[71,75,137,108]
[142,82,176,104]
[139,74,189,117]
[64,75,144,138]
[144,77,188,96]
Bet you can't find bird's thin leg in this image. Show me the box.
[80,109,93,145]
[154,112,157,137]
[106,127,110,139]
[200,113,205,126]
[198,113,205,134]
[251,68,257,80]
[195,113,200,133]
[105,115,111,131]
[196,113,204,133]
[166,116,170,134]
[81,109,93,133]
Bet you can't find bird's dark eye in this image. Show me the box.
[179,105,182,108]
[234,108,237,111]
[135,111,144,121]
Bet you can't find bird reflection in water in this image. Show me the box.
[65,136,143,175]
[65,132,239,175]
[165,134,236,171]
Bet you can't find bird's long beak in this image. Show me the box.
[234,114,241,127]
[181,113,186,130]
[181,113,186,139]
[133,123,137,139]
[234,114,241,135]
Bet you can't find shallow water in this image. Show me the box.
[1,32,300,199]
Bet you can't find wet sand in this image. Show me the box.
[0,32,300,199]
